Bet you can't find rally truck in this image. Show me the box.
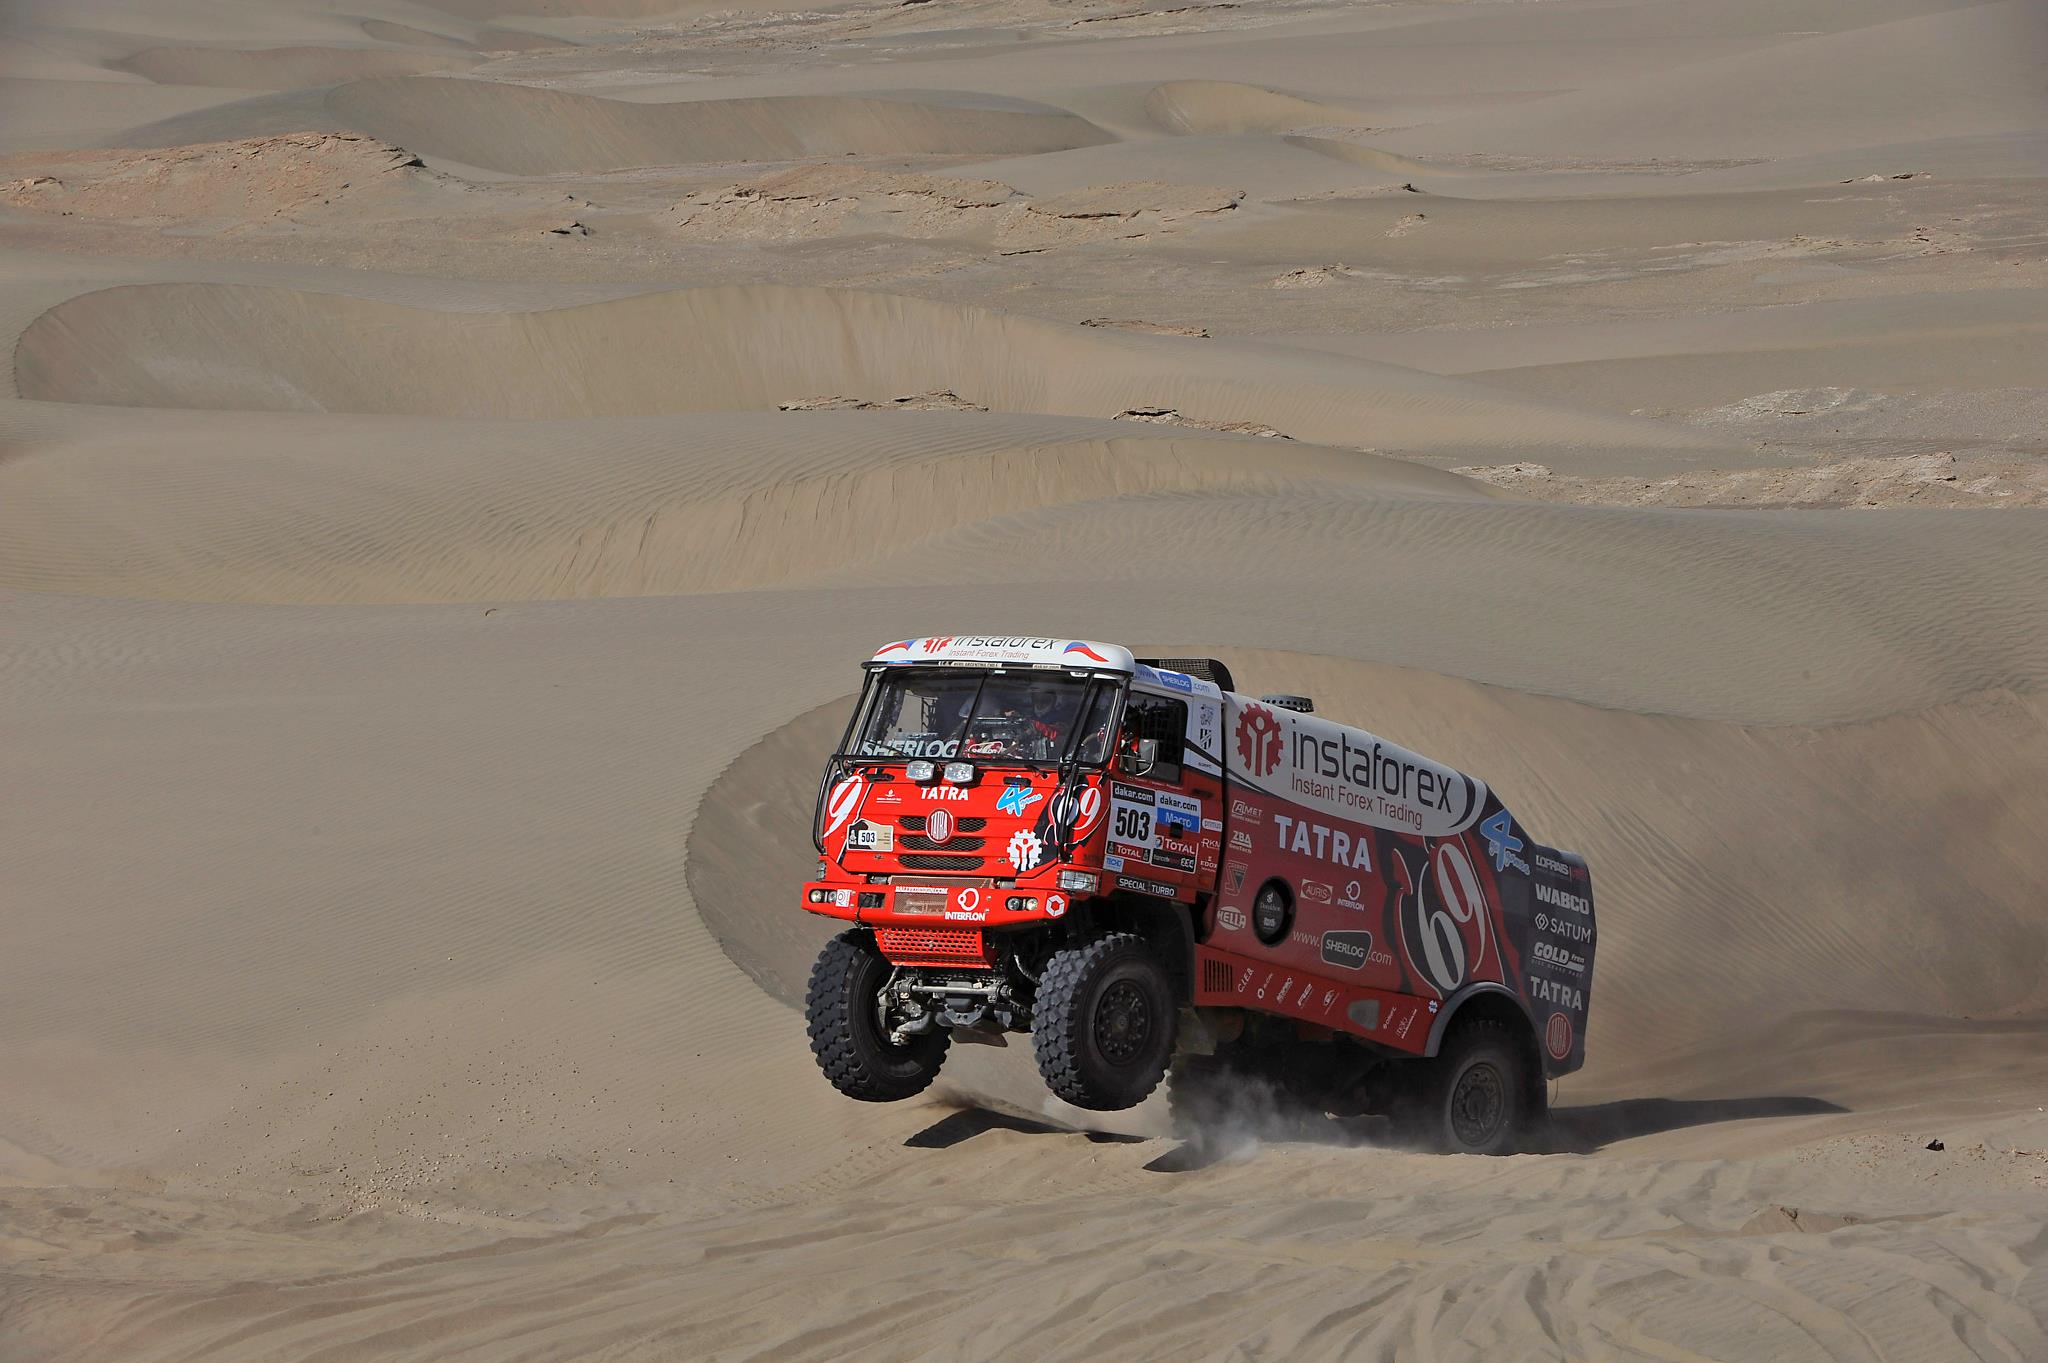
[800,636,1595,1154]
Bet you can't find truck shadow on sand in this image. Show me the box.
[1540,1094,1847,1154]
[904,1094,1846,1172]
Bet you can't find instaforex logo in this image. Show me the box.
[1235,703,1284,777]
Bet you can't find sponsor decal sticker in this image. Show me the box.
[1202,817,1223,832]
[845,821,894,852]
[1217,905,1246,931]
[1338,878,1365,910]
[1104,854,1125,871]
[996,785,1044,818]
[1530,978,1584,1011]
[1063,641,1110,662]
[1235,703,1285,777]
[823,776,865,837]
[1480,809,1530,875]
[919,785,969,801]
[1044,892,1068,919]
[1393,839,1492,998]
[1531,941,1587,975]
[1546,1011,1574,1061]
[1300,879,1333,904]
[1229,798,1262,825]
[955,887,981,913]
[1155,791,1202,835]
[1322,930,1377,970]
[1225,860,1247,894]
[1273,813,1374,870]
[1116,874,1177,898]
[1230,829,1253,852]
[1007,829,1044,871]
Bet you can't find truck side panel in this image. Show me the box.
[1207,697,1596,1076]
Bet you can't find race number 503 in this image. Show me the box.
[1113,803,1155,846]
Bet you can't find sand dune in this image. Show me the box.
[0,134,452,227]
[324,77,1114,175]
[0,408,1477,603]
[15,281,1723,456]
[111,45,476,89]
[1142,80,1373,136]
[1385,0,2048,161]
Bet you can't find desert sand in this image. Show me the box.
[2,0,2046,1358]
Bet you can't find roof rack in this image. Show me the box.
[1136,656,1236,692]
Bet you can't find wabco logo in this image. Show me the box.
[1534,883,1591,916]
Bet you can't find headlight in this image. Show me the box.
[942,761,975,784]
[1006,896,1036,912]
[905,760,936,782]
[1058,870,1099,893]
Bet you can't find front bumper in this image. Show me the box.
[800,878,1080,928]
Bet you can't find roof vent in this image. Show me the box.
[1261,694,1314,713]
[1137,657,1235,691]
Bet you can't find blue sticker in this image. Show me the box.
[1480,809,1529,875]
[996,785,1044,817]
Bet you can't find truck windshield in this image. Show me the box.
[851,671,1116,765]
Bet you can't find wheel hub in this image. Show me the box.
[1094,980,1150,1064]
[1449,1060,1506,1148]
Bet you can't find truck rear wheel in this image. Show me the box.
[805,930,948,1102]
[1403,1018,1530,1155]
[1032,933,1176,1111]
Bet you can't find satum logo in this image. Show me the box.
[1235,703,1285,778]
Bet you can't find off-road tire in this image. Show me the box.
[805,930,948,1102]
[1032,933,1176,1111]
[1401,1018,1530,1155]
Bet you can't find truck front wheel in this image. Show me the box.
[1032,933,1176,1111]
[805,930,948,1102]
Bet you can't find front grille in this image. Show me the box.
[897,816,987,833]
[900,853,986,872]
[876,926,993,967]
[902,834,987,852]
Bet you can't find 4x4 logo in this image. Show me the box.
[1235,703,1284,778]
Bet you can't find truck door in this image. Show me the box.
[1104,690,1222,901]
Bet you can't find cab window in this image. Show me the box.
[1121,694,1187,782]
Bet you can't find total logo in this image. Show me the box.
[1235,703,1285,778]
